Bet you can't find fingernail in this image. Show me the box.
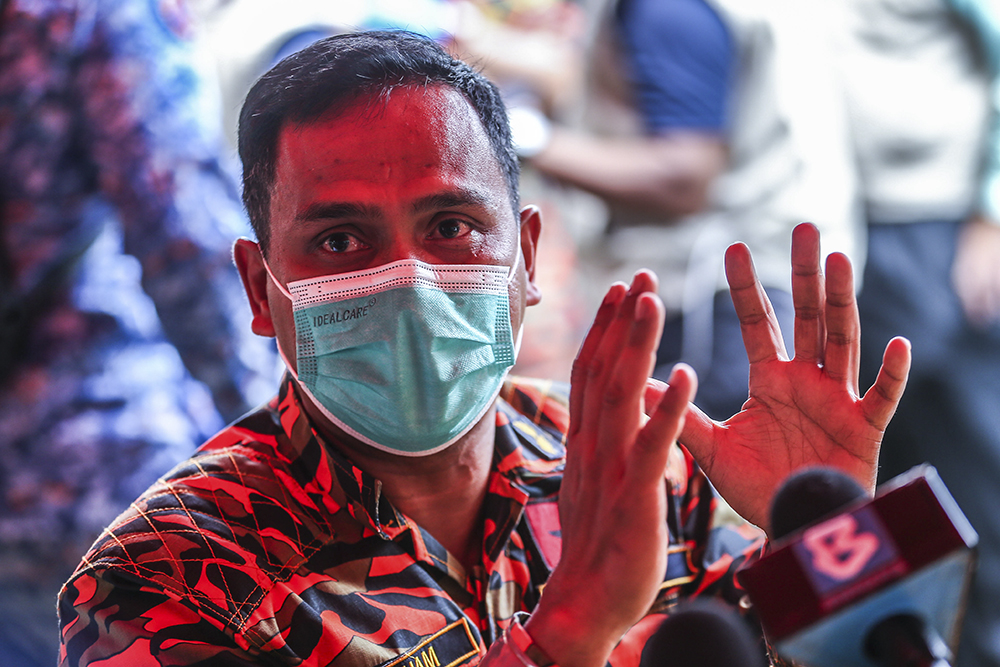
[603,283,626,306]
[636,294,652,320]
[668,365,679,383]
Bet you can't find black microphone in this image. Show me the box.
[639,597,768,667]
[769,467,869,542]
[738,465,977,667]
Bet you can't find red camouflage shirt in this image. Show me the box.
[58,376,764,666]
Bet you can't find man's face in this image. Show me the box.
[236,83,540,419]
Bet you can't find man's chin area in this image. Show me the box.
[292,381,499,472]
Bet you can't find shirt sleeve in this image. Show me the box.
[946,0,1000,225]
[479,616,552,667]
[59,568,261,667]
[676,456,766,604]
[615,0,734,134]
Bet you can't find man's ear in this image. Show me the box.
[233,238,276,337]
[519,205,543,307]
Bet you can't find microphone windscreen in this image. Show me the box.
[742,465,978,667]
[769,466,867,540]
[639,598,768,667]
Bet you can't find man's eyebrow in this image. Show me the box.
[295,201,381,222]
[411,190,492,213]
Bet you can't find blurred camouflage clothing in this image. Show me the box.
[0,0,275,663]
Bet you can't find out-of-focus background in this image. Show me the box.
[2,0,1000,665]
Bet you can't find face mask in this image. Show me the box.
[265,255,520,456]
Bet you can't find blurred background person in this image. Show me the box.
[198,0,462,152]
[202,0,859,416]
[511,0,860,420]
[0,0,276,664]
[445,0,593,381]
[837,0,1000,664]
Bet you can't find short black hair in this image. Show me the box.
[238,30,520,251]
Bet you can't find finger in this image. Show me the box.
[725,243,788,364]
[566,273,660,515]
[588,290,665,460]
[677,392,719,474]
[583,272,657,381]
[570,282,628,436]
[646,373,722,468]
[860,336,911,433]
[565,282,628,502]
[628,269,659,300]
[822,252,860,392]
[643,377,669,417]
[633,364,697,484]
[791,223,826,363]
[575,271,657,447]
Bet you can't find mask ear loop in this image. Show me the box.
[259,252,300,380]
[260,252,295,301]
[506,248,525,361]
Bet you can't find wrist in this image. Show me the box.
[507,615,557,667]
[523,602,620,667]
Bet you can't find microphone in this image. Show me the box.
[738,465,978,667]
[639,597,769,667]
[769,467,869,542]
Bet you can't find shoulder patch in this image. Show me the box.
[511,418,565,461]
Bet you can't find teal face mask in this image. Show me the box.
[266,257,519,456]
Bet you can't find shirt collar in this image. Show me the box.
[273,375,403,540]
[272,376,566,546]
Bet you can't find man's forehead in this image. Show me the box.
[272,85,510,202]
[267,83,518,233]
[281,84,485,150]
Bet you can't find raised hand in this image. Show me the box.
[667,223,912,535]
[525,271,696,667]
[953,214,1000,327]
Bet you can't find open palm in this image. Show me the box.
[523,223,911,667]
[672,223,911,534]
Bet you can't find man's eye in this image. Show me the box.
[323,232,364,253]
[436,219,469,239]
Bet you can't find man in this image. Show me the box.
[58,31,910,666]
[520,0,858,420]
[837,0,1000,663]
[0,1,275,664]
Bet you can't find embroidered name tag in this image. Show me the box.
[383,619,480,667]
